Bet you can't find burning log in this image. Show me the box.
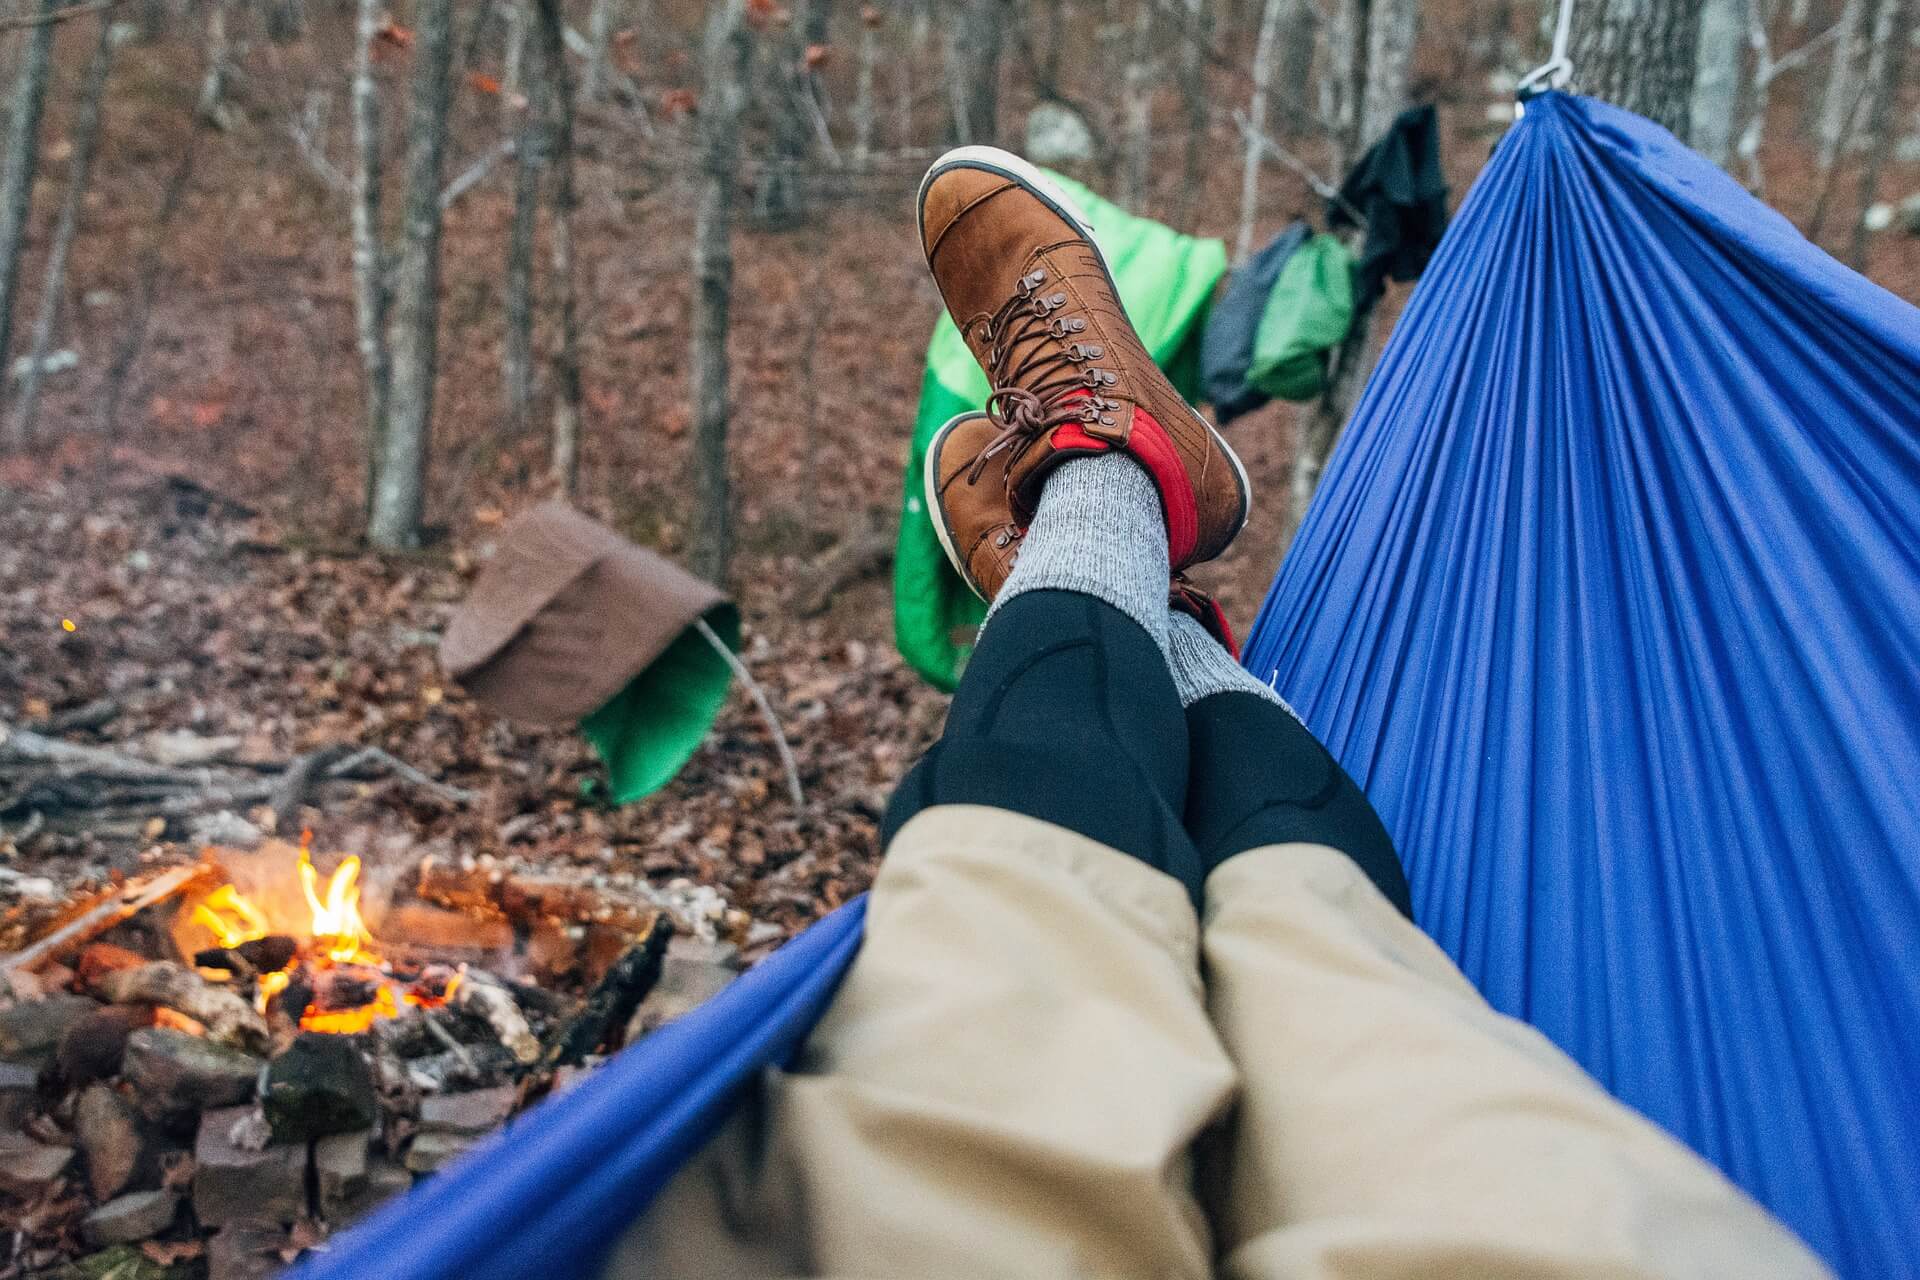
[539,914,672,1070]
[94,961,271,1054]
[193,934,298,980]
[451,971,539,1065]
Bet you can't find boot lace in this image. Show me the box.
[964,268,1122,484]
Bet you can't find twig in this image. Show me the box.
[537,914,672,1068]
[0,864,209,973]
[694,619,806,810]
[422,1007,478,1072]
[288,91,351,194]
[1233,109,1366,227]
[439,137,517,211]
[327,746,477,804]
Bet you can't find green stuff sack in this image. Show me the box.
[1247,232,1355,402]
[895,172,1228,690]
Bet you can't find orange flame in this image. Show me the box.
[298,849,376,965]
[194,885,271,949]
[301,983,397,1034]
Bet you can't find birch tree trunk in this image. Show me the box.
[1846,0,1908,267]
[11,16,116,446]
[368,0,454,551]
[535,0,585,494]
[502,0,528,117]
[1358,0,1418,146]
[1690,0,1745,165]
[351,0,390,518]
[0,0,58,409]
[197,0,234,126]
[1235,0,1288,261]
[583,0,615,101]
[503,33,542,435]
[690,0,749,583]
[1569,0,1705,139]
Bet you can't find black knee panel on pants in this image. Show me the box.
[1183,691,1413,918]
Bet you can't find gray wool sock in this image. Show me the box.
[984,453,1170,650]
[1166,611,1303,722]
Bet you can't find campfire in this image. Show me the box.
[183,836,461,1038]
[0,840,745,1278]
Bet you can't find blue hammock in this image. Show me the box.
[1242,93,1919,1277]
[295,92,1916,1280]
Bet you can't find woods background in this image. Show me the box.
[0,0,1914,931]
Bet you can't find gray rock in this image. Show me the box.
[74,1083,147,1199]
[404,1130,474,1173]
[82,1189,179,1246]
[206,1224,289,1280]
[0,1058,36,1129]
[122,1028,261,1116]
[328,1153,411,1225]
[193,1105,307,1225]
[262,1032,376,1144]
[313,1129,368,1216]
[417,1084,515,1136]
[57,1005,153,1086]
[0,994,99,1065]
[1025,102,1096,166]
[0,1133,74,1194]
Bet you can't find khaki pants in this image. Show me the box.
[607,806,1827,1279]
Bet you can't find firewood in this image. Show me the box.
[450,971,539,1065]
[538,914,672,1070]
[94,962,271,1054]
[0,865,209,973]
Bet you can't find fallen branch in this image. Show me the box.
[439,137,517,211]
[0,865,209,974]
[791,508,895,618]
[452,970,540,1065]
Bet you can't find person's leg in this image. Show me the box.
[1161,619,1827,1278]
[609,458,1235,1280]
[1200,846,1830,1279]
[1163,609,1412,914]
[884,451,1208,900]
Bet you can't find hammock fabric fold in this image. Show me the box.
[296,92,1913,1280]
[1241,92,1920,1278]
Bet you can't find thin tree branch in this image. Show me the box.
[439,137,518,210]
[693,619,806,811]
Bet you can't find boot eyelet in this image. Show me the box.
[1100,414,1117,426]
[1070,319,1088,333]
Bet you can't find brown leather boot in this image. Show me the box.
[1170,574,1238,658]
[925,411,1024,601]
[918,146,1251,571]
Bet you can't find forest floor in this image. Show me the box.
[1,7,1914,948]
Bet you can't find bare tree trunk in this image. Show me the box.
[1235,0,1288,260]
[852,5,879,168]
[1177,0,1210,226]
[10,16,115,446]
[1119,0,1155,213]
[1690,0,1745,166]
[1569,0,1705,139]
[1816,0,1867,157]
[535,0,584,494]
[368,0,454,551]
[947,0,1006,143]
[1283,0,1419,548]
[502,0,528,115]
[265,0,303,44]
[197,0,235,127]
[503,33,542,435]
[1358,0,1418,145]
[1847,0,1908,267]
[690,0,748,582]
[0,0,58,410]
[757,15,811,227]
[583,0,614,101]
[351,0,390,519]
